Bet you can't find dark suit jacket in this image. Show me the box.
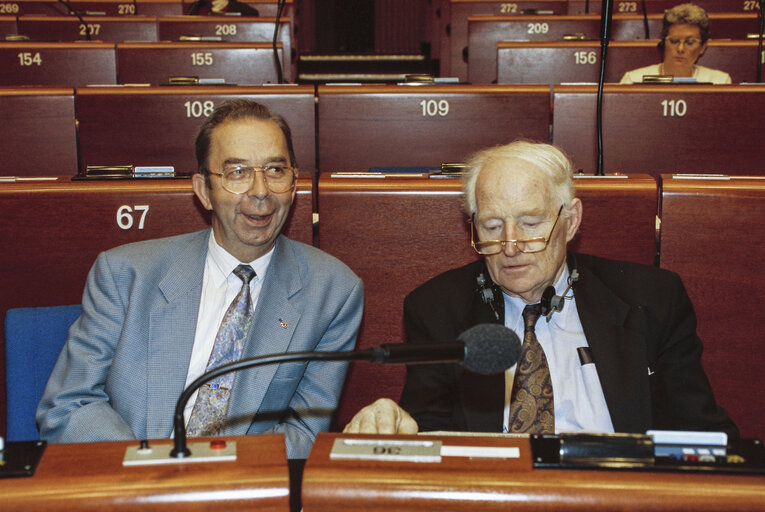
[399,253,738,438]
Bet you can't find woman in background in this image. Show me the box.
[620,3,732,84]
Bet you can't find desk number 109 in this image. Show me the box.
[420,99,449,117]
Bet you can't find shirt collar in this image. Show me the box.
[503,265,572,329]
[207,231,274,288]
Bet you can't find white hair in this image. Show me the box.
[462,140,576,218]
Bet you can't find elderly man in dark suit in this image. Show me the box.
[344,140,736,439]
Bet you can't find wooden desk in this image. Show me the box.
[16,15,159,42]
[0,14,16,33]
[497,40,762,84]
[660,175,765,441]
[75,85,316,175]
[116,41,281,85]
[552,84,765,176]
[0,177,313,437]
[318,173,656,427]
[568,0,761,14]
[5,0,182,15]
[303,433,765,511]
[316,84,551,172]
[444,0,569,80]
[1,434,289,510]
[0,87,77,176]
[468,13,758,84]
[0,42,116,86]
[157,16,292,81]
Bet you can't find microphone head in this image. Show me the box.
[457,323,522,375]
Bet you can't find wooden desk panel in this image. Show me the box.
[446,0,569,81]
[316,84,551,172]
[157,16,292,81]
[467,14,602,84]
[568,0,760,14]
[0,14,16,33]
[0,42,116,86]
[318,174,656,427]
[181,0,294,17]
[1,435,289,510]
[660,175,765,440]
[303,433,765,511]
[116,41,280,85]
[0,87,77,176]
[497,40,761,84]
[6,0,181,15]
[0,176,312,437]
[16,15,159,41]
[552,84,765,176]
[610,13,759,40]
[75,85,316,175]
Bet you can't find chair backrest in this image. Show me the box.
[4,305,81,441]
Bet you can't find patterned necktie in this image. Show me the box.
[187,264,256,437]
[507,303,555,434]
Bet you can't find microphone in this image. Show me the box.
[595,0,614,176]
[58,0,91,41]
[272,0,286,83]
[169,323,521,458]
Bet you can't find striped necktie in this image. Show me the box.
[187,264,256,437]
[507,303,555,434]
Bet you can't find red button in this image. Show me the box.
[210,440,227,450]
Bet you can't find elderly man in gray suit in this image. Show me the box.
[37,100,363,459]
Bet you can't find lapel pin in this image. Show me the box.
[279,318,288,329]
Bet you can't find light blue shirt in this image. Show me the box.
[502,266,614,433]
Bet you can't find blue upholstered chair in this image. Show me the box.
[4,305,81,441]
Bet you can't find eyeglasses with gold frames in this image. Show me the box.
[470,205,563,255]
[208,164,297,194]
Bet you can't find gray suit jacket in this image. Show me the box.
[37,230,363,458]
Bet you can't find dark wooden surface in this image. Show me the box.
[180,0,294,17]
[445,0,569,80]
[316,84,551,172]
[0,42,117,87]
[116,41,281,85]
[552,84,765,176]
[0,14,16,33]
[16,15,159,42]
[8,0,183,15]
[303,432,765,511]
[1,435,289,511]
[75,85,316,175]
[157,16,292,81]
[660,175,765,441]
[0,176,313,439]
[0,87,78,176]
[497,40,762,84]
[318,173,657,428]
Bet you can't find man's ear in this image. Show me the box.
[565,198,583,242]
[192,173,213,211]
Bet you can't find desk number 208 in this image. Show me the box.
[117,205,150,230]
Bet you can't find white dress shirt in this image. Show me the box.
[502,266,614,434]
[181,233,274,426]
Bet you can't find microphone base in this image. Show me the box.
[123,440,236,466]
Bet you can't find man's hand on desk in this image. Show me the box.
[343,398,419,435]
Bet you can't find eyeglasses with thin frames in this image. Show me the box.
[208,164,297,194]
[470,205,564,255]
[665,37,702,49]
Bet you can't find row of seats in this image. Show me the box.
[1,173,763,441]
[0,41,283,86]
[2,0,291,17]
[3,83,764,178]
[2,38,762,87]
